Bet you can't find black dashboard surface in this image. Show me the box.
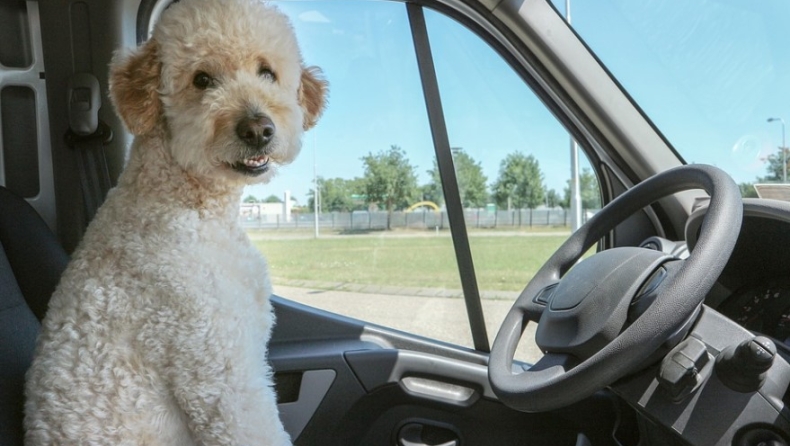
[685,198,790,347]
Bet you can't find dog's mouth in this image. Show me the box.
[229,155,270,176]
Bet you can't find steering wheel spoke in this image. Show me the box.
[515,280,560,323]
[528,352,577,373]
[627,258,684,322]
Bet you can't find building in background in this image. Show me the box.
[240,190,293,223]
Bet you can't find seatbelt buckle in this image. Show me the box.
[64,73,112,148]
[67,73,101,136]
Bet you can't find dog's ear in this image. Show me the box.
[298,66,328,131]
[109,39,162,135]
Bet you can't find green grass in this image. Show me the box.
[252,232,569,292]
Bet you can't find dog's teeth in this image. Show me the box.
[243,156,268,167]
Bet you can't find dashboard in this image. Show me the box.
[719,277,790,343]
[646,198,790,350]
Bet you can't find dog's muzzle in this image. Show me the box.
[231,114,275,176]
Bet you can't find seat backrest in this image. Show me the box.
[0,186,69,446]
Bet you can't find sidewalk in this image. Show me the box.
[273,278,521,301]
[274,283,543,363]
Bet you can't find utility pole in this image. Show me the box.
[565,0,582,231]
[768,117,786,183]
[313,131,319,238]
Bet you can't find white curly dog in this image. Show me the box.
[24,0,326,443]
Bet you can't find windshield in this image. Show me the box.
[558,0,790,196]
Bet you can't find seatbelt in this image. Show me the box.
[64,73,113,224]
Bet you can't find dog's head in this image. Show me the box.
[109,0,327,185]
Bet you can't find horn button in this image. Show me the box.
[535,247,674,360]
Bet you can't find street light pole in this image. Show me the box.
[313,131,319,238]
[768,117,786,183]
[565,0,582,231]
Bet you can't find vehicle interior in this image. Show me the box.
[2,0,790,445]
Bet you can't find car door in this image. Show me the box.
[247,1,652,444]
[0,0,668,443]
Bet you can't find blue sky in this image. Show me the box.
[245,0,790,204]
[564,0,790,182]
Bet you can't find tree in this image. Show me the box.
[263,194,282,203]
[491,152,546,209]
[243,194,259,203]
[739,182,758,198]
[758,149,790,183]
[420,183,443,207]
[307,177,365,212]
[742,149,788,197]
[546,189,561,208]
[562,168,601,210]
[361,145,419,229]
[425,148,488,208]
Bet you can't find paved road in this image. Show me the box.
[274,284,543,363]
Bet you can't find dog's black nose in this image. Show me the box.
[236,114,275,148]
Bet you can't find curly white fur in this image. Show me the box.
[24,0,326,444]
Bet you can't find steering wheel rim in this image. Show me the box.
[488,164,743,412]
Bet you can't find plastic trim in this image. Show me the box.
[277,369,336,441]
[0,1,55,230]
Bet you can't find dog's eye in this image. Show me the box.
[258,66,277,82]
[193,72,214,90]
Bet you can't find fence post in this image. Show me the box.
[547,209,550,226]
[529,208,533,228]
[564,209,567,227]
[276,214,280,229]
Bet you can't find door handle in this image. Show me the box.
[397,422,459,446]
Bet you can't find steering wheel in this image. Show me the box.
[488,164,742,412]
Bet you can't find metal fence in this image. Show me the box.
[240,208,598,230]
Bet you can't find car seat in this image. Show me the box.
[0,185,69,446]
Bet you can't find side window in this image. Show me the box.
[424,10,600,361]
[250,1,602,356]
[249,1,474,348]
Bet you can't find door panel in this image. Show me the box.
[270,297,624,445]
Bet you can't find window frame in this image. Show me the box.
[407,3,490,351]
[406,1,620,351]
